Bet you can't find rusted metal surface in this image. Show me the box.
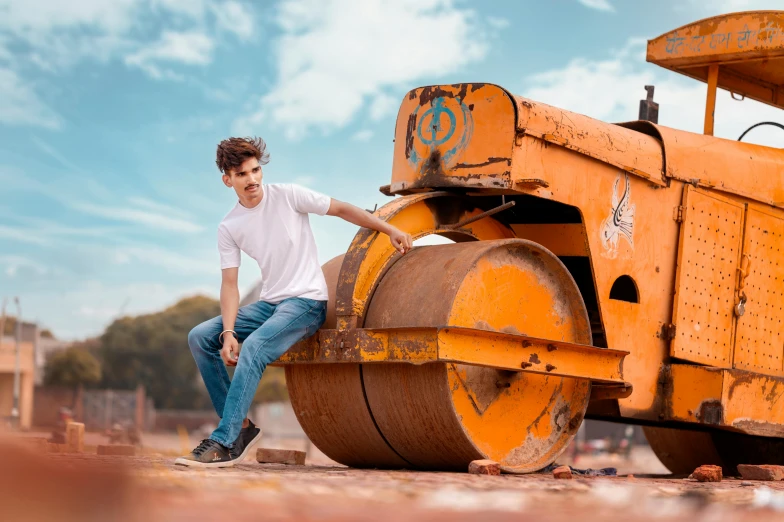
[622,121,784,209]
[643,427,722,474]
[278,326,628,384]
[335,192,514,331]
[734,204,784,377]
[287,11,784,472]
[647,11,784,111]
[670,187,744,368]
[660,363,784,437]
[513,96,666,185]
[285,255,410,469]
[390,84,516,195]
[359,239,593,473]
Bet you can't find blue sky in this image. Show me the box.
[1,0,782,339]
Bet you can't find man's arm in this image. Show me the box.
[220,267,241,366]
[326,199,413,254]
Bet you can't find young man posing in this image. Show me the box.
[175,137,412,467]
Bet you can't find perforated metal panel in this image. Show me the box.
[734,206,784,377]
[671,187,744,367]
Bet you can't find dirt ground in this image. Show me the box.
[3,434,784,521]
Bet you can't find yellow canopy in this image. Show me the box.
[647,11,784,112]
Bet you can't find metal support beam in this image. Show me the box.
[704,64,719,136]
[276,327,628,385]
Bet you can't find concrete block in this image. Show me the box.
[738,464,784,481]
[468,459,501,475]
[256,448,306,465]
[691,465,722,482]
[66,422,85,453]
[552,465,573,479]
[97,445,136,457]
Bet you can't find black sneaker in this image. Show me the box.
[174,439,237,468]
[230,420,263,462]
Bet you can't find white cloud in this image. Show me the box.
[0,68,61,128]
[351,129,374,142]
[236,0,488,139]
[125,31,215,79]
[0,255,49,277]
[212,1,255,40]
[0,224,48,245]
[523,38,784,148]
[577,0,615,12]
[369,93,397,121]
[0,0,257,128]
[688,0,783,13]
[69,201,204,233]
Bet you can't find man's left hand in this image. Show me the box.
[389,228,413,255]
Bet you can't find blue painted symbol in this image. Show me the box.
[417,98,456,146]
[408,95,473,168]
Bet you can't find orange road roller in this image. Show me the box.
[275,11,784,474]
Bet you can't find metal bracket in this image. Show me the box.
[673,205,685,223]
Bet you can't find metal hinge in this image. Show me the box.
[673,205,685,223]
[664,323,677,340]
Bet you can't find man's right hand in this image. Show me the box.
[220,335,240,367]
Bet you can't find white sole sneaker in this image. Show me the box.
[233,429,263,464]
[173,430,263,468]
[173,456,236,468]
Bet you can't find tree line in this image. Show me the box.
[43,296,287,409]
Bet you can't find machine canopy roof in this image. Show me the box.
[647,11,784,110]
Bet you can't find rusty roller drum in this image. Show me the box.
[362,239,592,473]
[285,255,410,468]
[644,426,784,475]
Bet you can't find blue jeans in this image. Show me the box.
[187,297,327,447]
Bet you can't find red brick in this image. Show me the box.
[552,465,573,479]
[691,465,722,482]
[737,464,784,481]
[97,445,136,457]
[468,459,500,475]
[256,448,306,465]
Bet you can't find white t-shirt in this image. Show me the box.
[217,183,331,303]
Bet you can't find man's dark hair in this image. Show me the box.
[216,137,270,174]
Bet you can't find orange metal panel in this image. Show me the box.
[667,364,724,423]
[647,11,784,110]
[513,97,665,185]
[277,327,628,385]
[510,224,589,256]
[632,123,784,210]
[734,205,784,376]
[671,187,744,367]
[722,369,784,436]
[390,84,516,193]
[667,363,784,436]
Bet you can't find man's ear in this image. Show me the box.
[222,173,232,187]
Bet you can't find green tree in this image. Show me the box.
[253,367,288,403]
[98,295,220,410]
[44,346,102,389]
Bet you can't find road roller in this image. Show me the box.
[275,11,784,474]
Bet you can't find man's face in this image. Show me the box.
[223,157,263,202]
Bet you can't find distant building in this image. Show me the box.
[0,321,37,429]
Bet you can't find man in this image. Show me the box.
[175,137,412,468]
